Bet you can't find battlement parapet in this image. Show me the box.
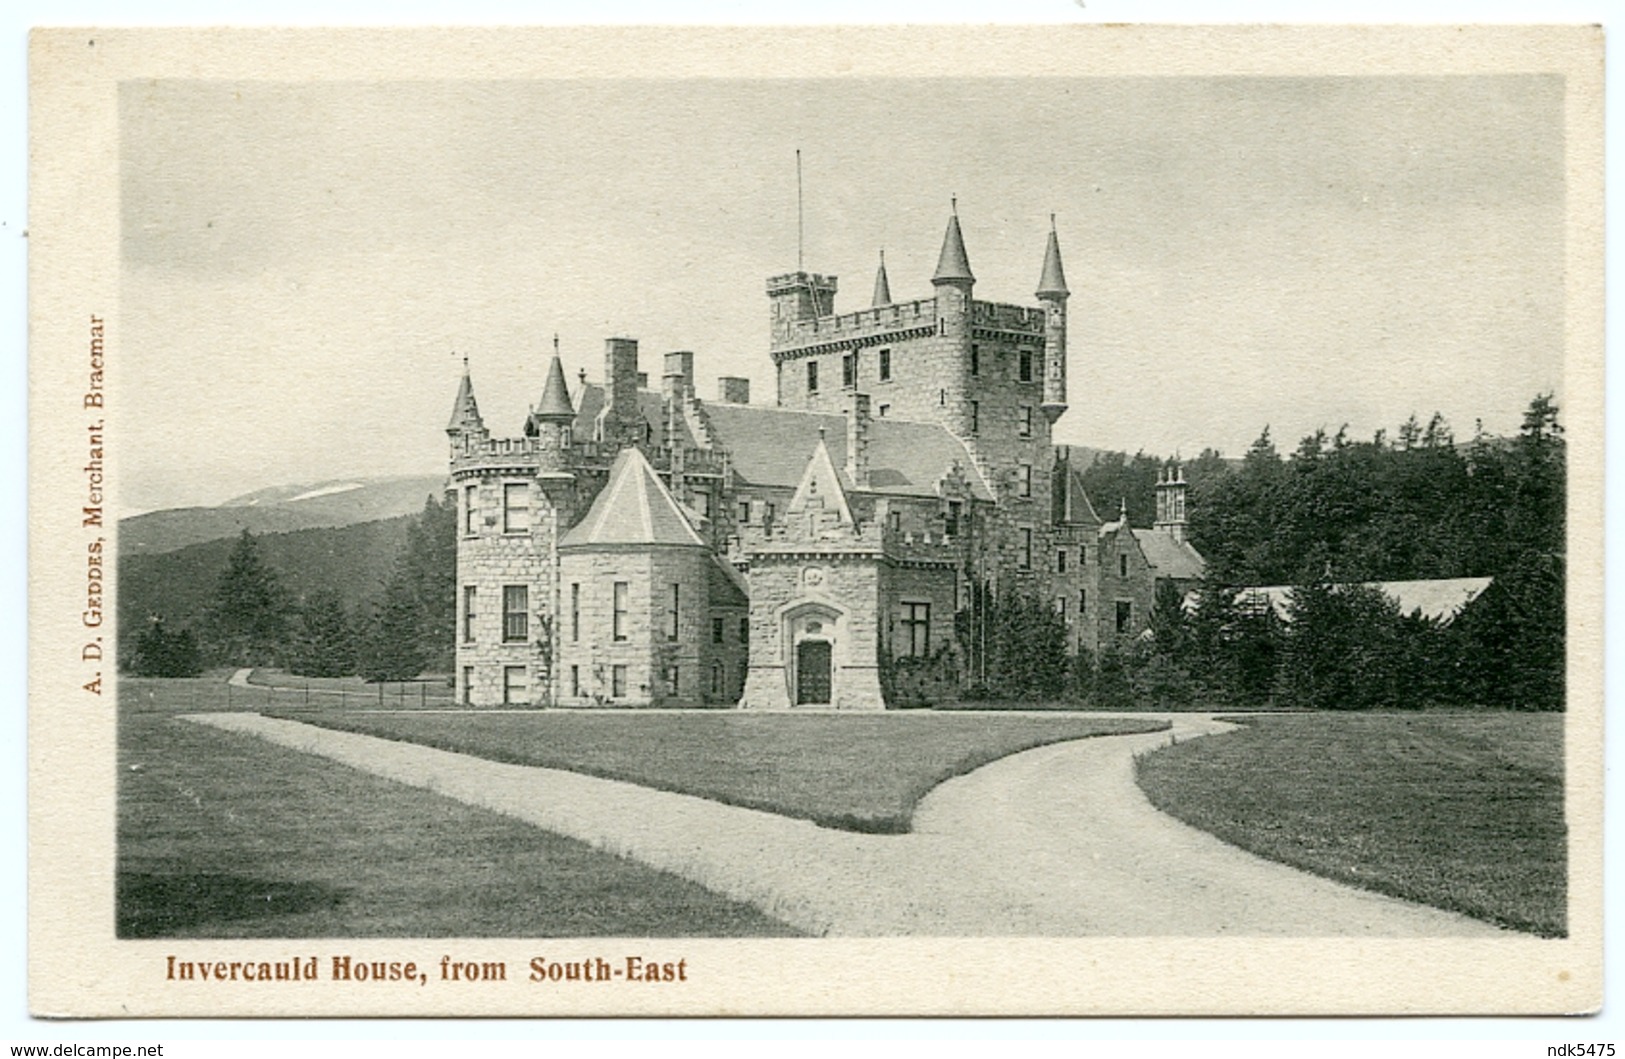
[767,271,838,295]
[452,435,725,480]
[772,297,938,354]
[970,300,1045,333]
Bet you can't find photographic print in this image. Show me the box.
[27,25,1603,1017]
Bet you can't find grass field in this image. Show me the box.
[265,710,1169,832]
[1133,712,1566,936]
[119,681,799,938]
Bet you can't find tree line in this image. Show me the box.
[126,495,456,682]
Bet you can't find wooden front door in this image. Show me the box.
[795,640,832,705]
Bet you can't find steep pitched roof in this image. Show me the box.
[1131,528,1206,581]
[786,438,854,524]
[1054,464,1101,526]
[572,383,700,450]
[559,446,706,550]
[932,211,975,285]
[1036,225,1069,298]
[446,369,482,432]
[534,352,575,419]
[872,252,893,307]
[707,556,750,609]
[700,404,993,501]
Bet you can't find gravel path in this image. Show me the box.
[184,712,1504,937]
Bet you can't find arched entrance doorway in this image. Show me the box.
[795,639,832,705]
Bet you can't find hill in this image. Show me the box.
[122,474,447,555]
[118,515,416,650]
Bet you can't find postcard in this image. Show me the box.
[27,24,1603,1017]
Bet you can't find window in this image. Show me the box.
[663,665,681,696]
[970,400,980,434]
[611,664,627,699]
[807,360,819,393]
[1116,601,1132,634]
[1055,596,1067,617]
[1018,463,1032,498]
[666,584,681,642]
[939,389,946,406]
[877,403,889,418]
[571,665,582,698]
[737,499,751,524]
[1080,545,1088,567]
[1119,553,1129,577]
[1019,350,1034,382]
[462,585,477,643]
[612,582,629,641]
[503,483,530,533]
[464,485,478,535]
[889,510,902,533]
[1020,527,1033,570]
[739,617,750,644]
[1057,549,1067,573]
[879,348,891,381]
[945,501,961,538]
[1019,405,1033,437]
[695,490,711,518]
[970,344,980,376]
[1079,589,1087,616]
[503,585,528,642]
[570,583,580,642]
[462,666,473,706]
[763,502,776,527]
[503,665,527,706]
[711,663,725,697]
[901,602,930,658]
[842,352,857,388]
[712,617,725,644]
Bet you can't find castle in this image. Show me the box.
[446,209,1205,708]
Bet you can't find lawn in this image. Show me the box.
[119,681,799,938]
[1133,712,1566,937]
[265,710,1169,833]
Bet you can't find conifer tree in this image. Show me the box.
[289,588,359,678]
[201,530,289,667]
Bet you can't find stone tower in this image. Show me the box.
[1155,464,1189,543]
[1036,219,1070,424]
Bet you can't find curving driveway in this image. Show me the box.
[183,712,1504,937]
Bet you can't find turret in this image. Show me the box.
[931,202,976,437]
[1155,464,1189,543]
[767,271,839,348]
[871,250,892,308]
[446,355,487,449]
[528,336,575,476]
[1036,217,1069,424]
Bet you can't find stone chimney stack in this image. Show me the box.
[596,337,644,449]
[846,392,871,490]
[717,377,751,405]
[662,350,695,402]
[1154,464,1189,543]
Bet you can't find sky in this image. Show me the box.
[119,74,1565,512]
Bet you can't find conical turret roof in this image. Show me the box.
[1036,223,1069,298]
[931,208,975,285]
[871,251,893,307]
[535,347,575,420]
[559,446,706,550]
[446,364,483,432]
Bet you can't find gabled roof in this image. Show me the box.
[786,438,854,525]
[932,211,975,285]
[446,370,483,432]
[1131,528,1206,581]
[1036,226,1069,298]
[700,404,993,501]
[559,446,706,550]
